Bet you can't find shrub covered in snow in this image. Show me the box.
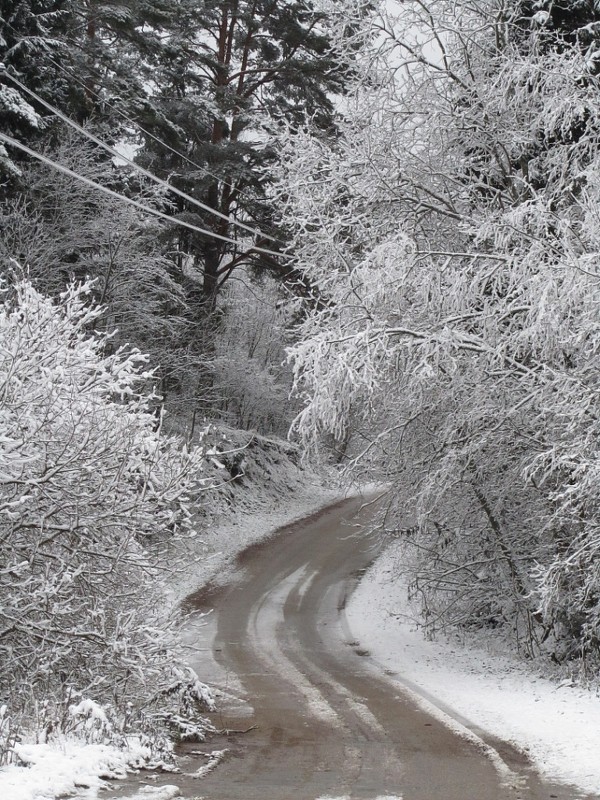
[0,277,212,754]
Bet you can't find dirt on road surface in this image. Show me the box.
[115,495,595,800]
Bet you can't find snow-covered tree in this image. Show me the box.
[0,276,210,737]
[274,0,600,664]
[138,0,353,315]
[0,133,202,405]
[210,269,298,435]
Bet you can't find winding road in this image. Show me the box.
[114,496,592,800]
[175,495,590,800]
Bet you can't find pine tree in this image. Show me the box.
[138,0,349,315]
[513,0,600,51]
[0,0,65,179]
[0,0,173,148]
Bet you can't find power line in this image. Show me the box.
[3,70,281,246]
[5,26,271,217]
[42,53,245,196]
[0,131,291,262]
[2,19,284,241]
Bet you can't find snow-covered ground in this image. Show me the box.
[0,479,339,800]
[0,738,180,800]
[7,486,600,800]
[347,537,600,797]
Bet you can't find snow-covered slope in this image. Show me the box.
[347,539,600,796]
[0,428,338,800]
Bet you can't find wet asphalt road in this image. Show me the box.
[112,495,595,800]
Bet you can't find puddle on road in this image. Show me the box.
[315,796,404,800]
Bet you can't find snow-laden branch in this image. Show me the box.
[0,277,212,747]
[271,0,600,663]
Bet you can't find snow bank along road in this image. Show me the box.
[158,497,593,799]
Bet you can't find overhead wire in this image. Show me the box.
[0,131,292,261]
[0,14,278,230]
[39,51,247,199]
[3,70,282,247]
[0,16,271,217]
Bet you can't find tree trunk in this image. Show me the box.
[203,241,221,312]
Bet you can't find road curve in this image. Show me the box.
[178,496,588,800]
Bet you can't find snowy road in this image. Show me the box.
[160,495,588,800]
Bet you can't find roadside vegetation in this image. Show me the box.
[274,0,600,668]
[2,0,600,782]
[0,279,215,763]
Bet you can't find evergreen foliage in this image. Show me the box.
[138,0,347,312]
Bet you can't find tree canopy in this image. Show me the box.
[3,0,600,697]
[274,0,600,665]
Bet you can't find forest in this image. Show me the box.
[1,0,600,769]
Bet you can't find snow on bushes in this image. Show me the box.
[0,277,212,753]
